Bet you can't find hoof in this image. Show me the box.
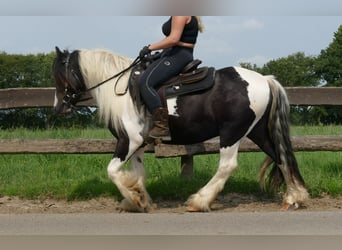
[282,202,299,211]
[120,198,153,213]
[185,194,212,212]
[186,204,211,212]
[186,205,202,212]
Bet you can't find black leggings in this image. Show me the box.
[139,46,193,113]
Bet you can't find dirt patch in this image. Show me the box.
[1,193,342,214]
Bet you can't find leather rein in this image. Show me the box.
[62,55,141,110]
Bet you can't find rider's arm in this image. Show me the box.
[148,16,191,51]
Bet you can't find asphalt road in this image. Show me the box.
[1,211,342,235]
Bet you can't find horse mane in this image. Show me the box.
[78,48,136,132]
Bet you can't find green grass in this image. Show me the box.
[291,125,342,135]
[0,126,341,201]
[0,127,112,139]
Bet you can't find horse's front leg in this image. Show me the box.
[107,138,152,212]
[120,147,153,212]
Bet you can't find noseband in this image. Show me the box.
[60,52,140,111]
[62,87,84,110]
[60,52,88,110]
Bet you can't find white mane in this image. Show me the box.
[78,49,136,131]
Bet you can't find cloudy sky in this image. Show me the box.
[0,1,341,68]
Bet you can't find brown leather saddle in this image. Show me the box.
[129,59,216,107]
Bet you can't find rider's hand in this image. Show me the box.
[139,45,151,59]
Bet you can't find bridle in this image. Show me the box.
[60,52,141,110]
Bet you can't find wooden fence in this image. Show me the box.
[1,87,342,177]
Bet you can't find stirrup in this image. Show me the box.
[149,132,171,141]
[149,129,171,141]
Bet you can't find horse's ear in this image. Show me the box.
[55,46,63,57]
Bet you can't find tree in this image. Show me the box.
[0,52,55,88]
[260,52,320,87]
[316,25,342,87]
[240,52,321,87]
[314,25,342,124]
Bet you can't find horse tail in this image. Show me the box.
[259,76,306,193]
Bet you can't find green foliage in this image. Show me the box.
[316,25,342,87]
[314,25,342,124]
[0,52,55,88]
[261,52,320,87]
[241,52,320,87]
[0,107,101,129]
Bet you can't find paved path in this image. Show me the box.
[1,211,342,235]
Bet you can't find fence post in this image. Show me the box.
[180,155,194,178]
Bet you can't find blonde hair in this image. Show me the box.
[195,16,205,32]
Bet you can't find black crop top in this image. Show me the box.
[162,16,199,44]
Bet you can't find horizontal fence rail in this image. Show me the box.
[1,87,342,109]
[0,136,341,155]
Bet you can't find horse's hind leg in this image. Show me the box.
[186,142,240,212]
[248,117,309,209]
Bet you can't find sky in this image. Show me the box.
[0,1,341,68]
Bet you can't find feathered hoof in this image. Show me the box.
[185,196,211,212]
[120,198,154,213]
[186,205,210,212]
[281,202,299,211]
[186,204,200,212]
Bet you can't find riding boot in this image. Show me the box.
[149,107,171,140]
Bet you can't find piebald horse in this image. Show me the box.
[53,47,309,212]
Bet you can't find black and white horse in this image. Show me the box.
[53,47,309,212]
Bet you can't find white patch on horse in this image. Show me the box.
[166,97,179,116]
[234,67,270,130]
[121,101,145,151]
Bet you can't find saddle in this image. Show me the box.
[129,58,216,108]
[162,66,215,98]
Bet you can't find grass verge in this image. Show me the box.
[0,126,341,200]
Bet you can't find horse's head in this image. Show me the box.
[53,46,86,114]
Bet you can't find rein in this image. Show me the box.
[63,55,141,109]
[85,56,141,94]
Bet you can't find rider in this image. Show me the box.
[139,16,204,140]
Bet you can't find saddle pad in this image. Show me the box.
[164,67,216,98]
